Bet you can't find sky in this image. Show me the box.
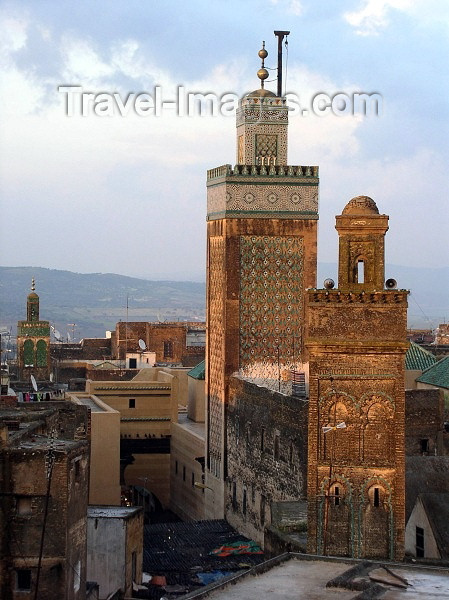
[0,0,448,282]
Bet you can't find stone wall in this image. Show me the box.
[225,376,308,545]
[405,389,444,456]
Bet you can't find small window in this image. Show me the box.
[175,460,178,475]
[74,459,81,479]
[274,433,280,460]
[416,526,424,558]
[17,569,31,591]
[260,494,266,525]
[129,398,136,409]
[357,260,365,284]
[163,341,173,358]
[132,551,137,582]
[420,439,429,455]
[182,466,186,482]
[191,472,195,487]
[334,486,340,506]
[374,487,380,508]
[17,497,32,515]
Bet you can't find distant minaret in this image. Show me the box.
[17,279,51,382]
[205,37,319,518]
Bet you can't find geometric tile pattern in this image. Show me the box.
[239,235,304,384]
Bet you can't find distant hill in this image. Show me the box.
[0,267,206,340]
[1,264,447,342]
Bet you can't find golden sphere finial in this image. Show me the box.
[257,40,268,89]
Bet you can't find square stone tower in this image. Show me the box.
[306,196,408,560]
[205,46,319,517]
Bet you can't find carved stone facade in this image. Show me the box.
[205,85,318,517]
[306,197,408,561]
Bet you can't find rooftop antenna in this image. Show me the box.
[274,30,290,97]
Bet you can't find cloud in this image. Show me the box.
[269,0,303,16]
[343,0,414,35]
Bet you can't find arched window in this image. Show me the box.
[36,340,47,367]
[357,260,365,284]
[23,340,34,367]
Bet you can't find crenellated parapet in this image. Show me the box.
[308,289,408,305]
[207,164,318,180]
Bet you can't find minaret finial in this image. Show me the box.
[257,41,269,89]
[31,278,35,292]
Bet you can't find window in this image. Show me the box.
[260,495,266,525]
[334,486,340,506]
[274,433,280,460]
[175,460,178,475]
[420,439,429,455]
[163,341,173,358]
[357,260,365,284]
[132,551,137,582]
[16,569,31,591]
[416,526,425,558]
[374,487,380,508]
[129,398,136,408]
[129,358,137,369]
[17,497,32,515]
[191,472,195,487]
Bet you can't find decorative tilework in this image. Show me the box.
[256,134,277,159]
[207,181,318,218]
[239,235,304,387]
[207,236,225,474]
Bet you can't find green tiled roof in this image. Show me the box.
[405,341,437,371]
[188,359,205,380]
[416,356,449,390]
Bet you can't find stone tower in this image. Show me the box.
[306,196,408,560]
[17,279,51,382]
[205,43,319,517]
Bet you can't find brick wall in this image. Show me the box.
[405,388,444,456]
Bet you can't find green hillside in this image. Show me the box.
[0,267,206,340]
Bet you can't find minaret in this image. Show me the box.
[306,196,408,560]
[205,40,319,517]
[17,279,51,382]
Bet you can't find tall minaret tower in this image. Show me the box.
[17,279,51,382]
[205,38,319,517]
[306,197,408,560]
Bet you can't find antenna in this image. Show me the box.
[31,374,38,392]
[274,30,290,97]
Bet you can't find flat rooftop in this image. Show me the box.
[198,556,449,599]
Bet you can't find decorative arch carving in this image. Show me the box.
[23,339,34,367]
[36,339,47,367]
[319,392,359,464]
[361,395,394,464]
[358,476,393,559]
[318,474,354,557]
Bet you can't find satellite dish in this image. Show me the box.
[138,339,147,351]
[50,373,54,382]
[31,374,38,392]
[67,331,72,341]
[54,329,61,341]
